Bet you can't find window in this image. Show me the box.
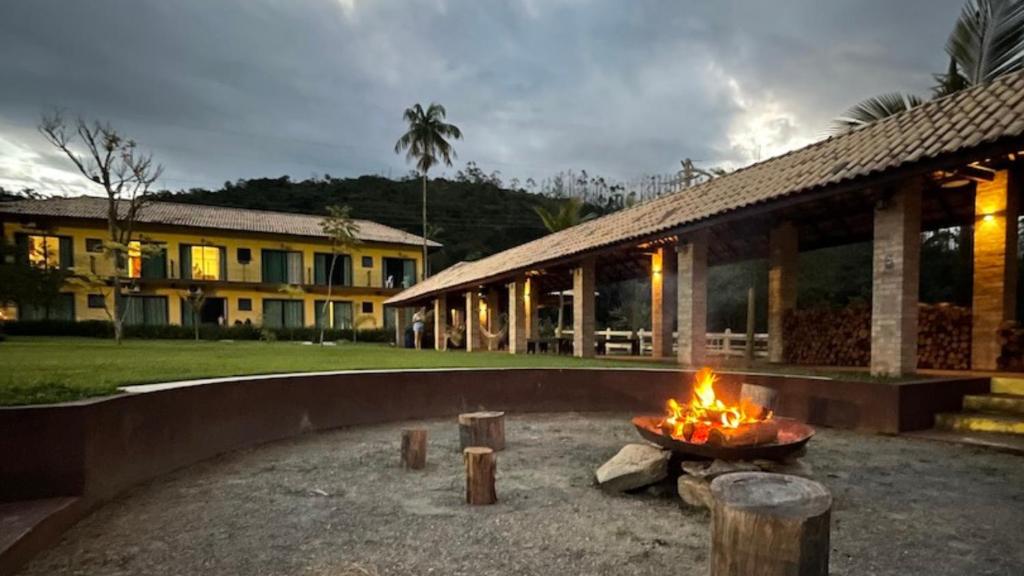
[126,242,167,279]
[238,298,252,311]
[87,294,106,308]
[85,238,104,253]
[237,247,252,264]
[263,299,305,329]
[361,256,373,268]
[180,245,226,280]
[314,300,353,329]
[19,293,75,321]
[382,257,417,288]
[261,250,303,284]
[18,234,73,270]
[123,296,169,326]
[314,253,352,286]
[362,301,374,314]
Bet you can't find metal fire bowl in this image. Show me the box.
[632,415,815,461]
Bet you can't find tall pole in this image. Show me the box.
[746,285,756,366]
[422,172,428,280]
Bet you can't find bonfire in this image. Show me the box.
[660,367,777,447]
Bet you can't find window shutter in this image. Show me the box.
[286,252,302,284]
[14,234,29,264]
[58,237,74,270]
[219,247,228,280]
[314,254,327,285]
[142,246,167,279]
[179,245,192,280]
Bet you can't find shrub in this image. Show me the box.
[0,320,392,343]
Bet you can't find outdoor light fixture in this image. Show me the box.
[983,214,996,223]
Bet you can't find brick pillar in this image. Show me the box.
[486,287,501,351]
[433,295,447,351]
[508,277,528,354]
[972,169,1019,370]
[768,222,798,363]
[465,290,483,352]
[870,180,922,376]
[651,246,678,358]
[677,231,709,366]
[526,278,540,341]
[393,307,409,348]
[573,257,596,358]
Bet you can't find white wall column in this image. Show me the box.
[573,257,596,358]
[465,290,483,352]
[433,295,448,351]
[870,180,922,376]
[508,277,528,354]
[972,169,1019,370]
[677,231,709,366]
[651,246,678,359]
[768,222,798,363]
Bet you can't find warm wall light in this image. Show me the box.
[651,250,663,276]
[983,214,996,223]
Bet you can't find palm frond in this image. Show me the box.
[830,92,924,134]
[946,0,1024,85]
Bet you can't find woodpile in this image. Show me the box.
[997,320,1024,370]
[917,303,971,370]
[783,303,971,370]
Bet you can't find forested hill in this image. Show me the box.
[156,176,566,271]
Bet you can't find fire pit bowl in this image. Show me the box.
[632,415,814,461]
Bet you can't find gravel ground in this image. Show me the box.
[20,413,1024,576]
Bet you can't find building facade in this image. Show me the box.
[0,197,434,332]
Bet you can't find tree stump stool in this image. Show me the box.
[400,429,428,470]
[463,447,497,505]
[710,472,832,576]
[458,411,505,451]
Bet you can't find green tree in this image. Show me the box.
[318,205,361,346]
[39,111,163,343]
[0,238,67,318]
[534,197,596,334]
[394,103,462,279]
[832,0,1024,133]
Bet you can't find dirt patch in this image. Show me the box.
[20,413,1024,575]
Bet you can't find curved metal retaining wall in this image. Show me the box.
[0,367,987,574]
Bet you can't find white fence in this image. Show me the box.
[559,328,769,357]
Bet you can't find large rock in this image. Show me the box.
[595,444,670,492]
[677,475,713,509]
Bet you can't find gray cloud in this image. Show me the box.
[0,0,964,195]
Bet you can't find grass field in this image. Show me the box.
[0,337,670,406]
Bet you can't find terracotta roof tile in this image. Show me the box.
[387,70,1024,305]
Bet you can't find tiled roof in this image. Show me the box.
[387,70,1024,305]
[0,196,439,248]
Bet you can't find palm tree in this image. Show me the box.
[533,197,596,335]
[394,103,462,280]
[831,0,1024,133]
[319,205,361,346]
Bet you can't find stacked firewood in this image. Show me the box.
[783,303,971,369]
[782,305,871,366]
[998,321,1024,371]
[917,303,971,370]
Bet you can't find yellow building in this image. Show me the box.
[0,197,435,333]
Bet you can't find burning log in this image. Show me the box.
[400,429,428,470]
[661,368,776,446]
[740,383,778,419]
[458,411,506,451]
[464,447,497,505]
[706,420,779,448]
[711,472,832,576]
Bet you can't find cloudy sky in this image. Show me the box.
[0,0,965,196]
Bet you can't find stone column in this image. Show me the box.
[393,307,409,348]
[870,180,922,376]
[508,277,528,354]
[677,231,709,366]
[434,294,448,351]
[651,246,678,358]
[972,169,1019,370]
[573,257,596,358]
[465,290,483,352]
[486,287,501,351]
[526,278,540,341]
[768,222,798,363]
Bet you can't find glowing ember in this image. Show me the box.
[660,367,773,445]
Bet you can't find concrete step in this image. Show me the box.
[963,393,1024,415]
[935,411,1024,435]
[991,377,1024,396]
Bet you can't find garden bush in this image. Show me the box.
[0,320,391,343]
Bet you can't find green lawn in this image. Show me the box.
[0,337,671,406]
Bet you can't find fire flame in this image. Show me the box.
[661,367,772,444]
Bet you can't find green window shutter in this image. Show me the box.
[263,299,283,328]
[14,234,29,264]
[314,254,327,285]
[314,300,326,328]
[181,297,193,327]
[342,255,352,286]
[142,246,167,279]
[403,260,416,287]
[58,237,74,270]
[219,247,228,280]
[262,250,285,283]
[179,245,192,280]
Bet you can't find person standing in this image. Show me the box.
[412,307,427,350]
